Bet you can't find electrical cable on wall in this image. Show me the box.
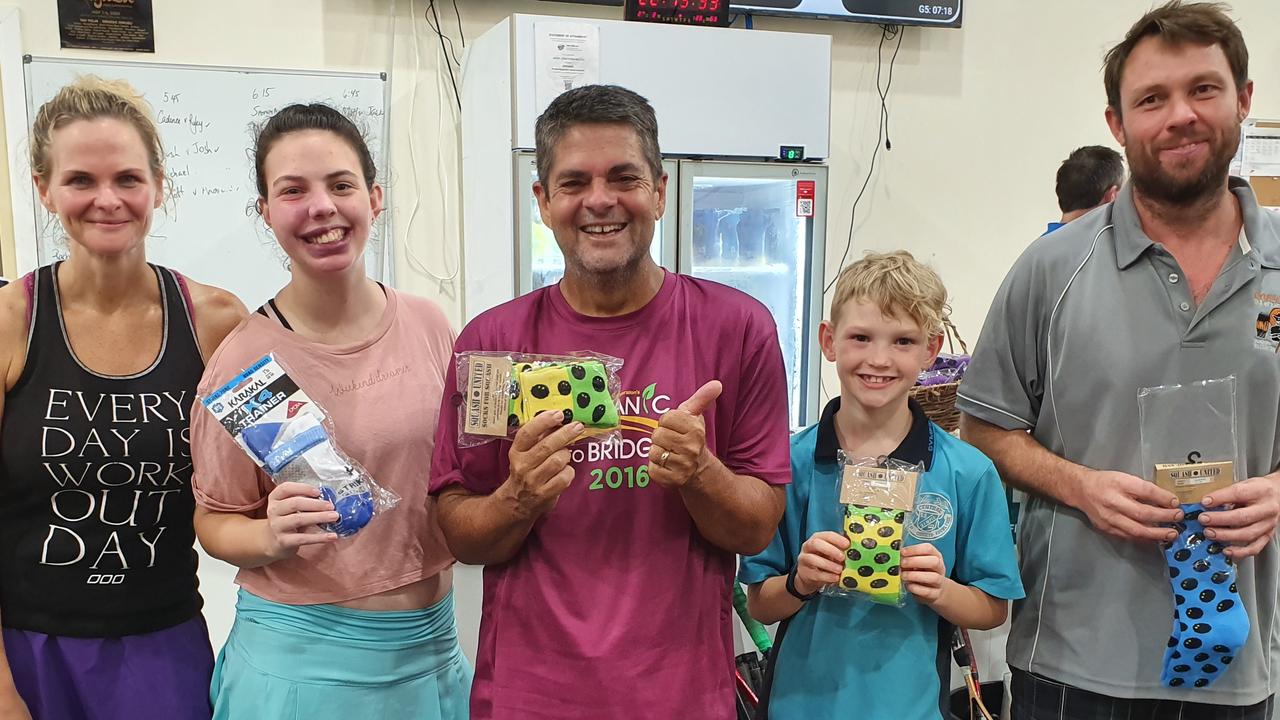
[819,23,905,403]
[425,0,462,111]
[451,0,465,49]
[425,0,460,66]
[878,23,902,151]
[824,22,904,294]
[401,0,462,284]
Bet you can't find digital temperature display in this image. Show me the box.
[623,0,733,27]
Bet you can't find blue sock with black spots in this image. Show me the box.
[1161,504,1249,689]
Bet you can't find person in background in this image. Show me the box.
[1044,145,1125,234]
[0,76,246,720]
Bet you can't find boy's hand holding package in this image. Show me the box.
[1199,473,1280,559]
[796,516,937,607]
[648,380,722,489]
[900,543,947,604]
[795,531,852,596]
[499,410,584,519]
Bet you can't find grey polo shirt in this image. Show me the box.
[957,178,1280,704]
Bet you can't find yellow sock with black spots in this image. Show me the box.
[839,505,905,605]
[510,361,619,430]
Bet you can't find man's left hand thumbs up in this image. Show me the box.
[648,380,723,489]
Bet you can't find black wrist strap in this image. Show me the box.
[785,567,819,601]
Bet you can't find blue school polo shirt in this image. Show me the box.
[738,398,1024,720]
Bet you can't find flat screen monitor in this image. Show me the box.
[730,0,961,27]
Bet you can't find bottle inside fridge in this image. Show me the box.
[737,208,764,264]
[693,208,720,262]
[763,208,781,263]
[717,211,740,265]
[687,171,812,426]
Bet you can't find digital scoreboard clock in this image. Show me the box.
[623,0,733,27]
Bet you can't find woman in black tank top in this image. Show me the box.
[0,79,245,720]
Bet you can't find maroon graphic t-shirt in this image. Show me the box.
[432,271,792,720]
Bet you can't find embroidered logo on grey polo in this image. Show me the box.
[1253,291,1280,352]
[908,492,954,541]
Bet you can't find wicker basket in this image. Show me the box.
[909,318,968,433]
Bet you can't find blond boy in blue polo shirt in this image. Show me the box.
[739,251,1023,719]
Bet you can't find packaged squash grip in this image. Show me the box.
[456,351,623,448]
[823,453,925,608]
[200,353,399,537]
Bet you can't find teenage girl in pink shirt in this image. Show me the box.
[190,103,470,719]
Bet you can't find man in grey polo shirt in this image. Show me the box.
[959,2,1280,718]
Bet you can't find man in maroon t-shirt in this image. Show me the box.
[430,84,791,719]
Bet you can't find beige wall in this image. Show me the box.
[2,0,1277,323]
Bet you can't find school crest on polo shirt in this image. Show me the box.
[1254,289,1280,352]
[907,492,954,541]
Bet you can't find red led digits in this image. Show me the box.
[625,0,729,25]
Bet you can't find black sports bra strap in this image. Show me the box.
[262,298,294,331]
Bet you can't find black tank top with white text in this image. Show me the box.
[0,263,205,637]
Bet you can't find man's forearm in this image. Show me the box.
[679,459,784,555]
[959,414,1087,509]
[436,487,540,565]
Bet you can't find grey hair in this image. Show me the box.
[534,84,663,183]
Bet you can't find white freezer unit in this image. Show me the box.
[460,13,831,321]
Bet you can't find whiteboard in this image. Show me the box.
[22,56,391,310]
